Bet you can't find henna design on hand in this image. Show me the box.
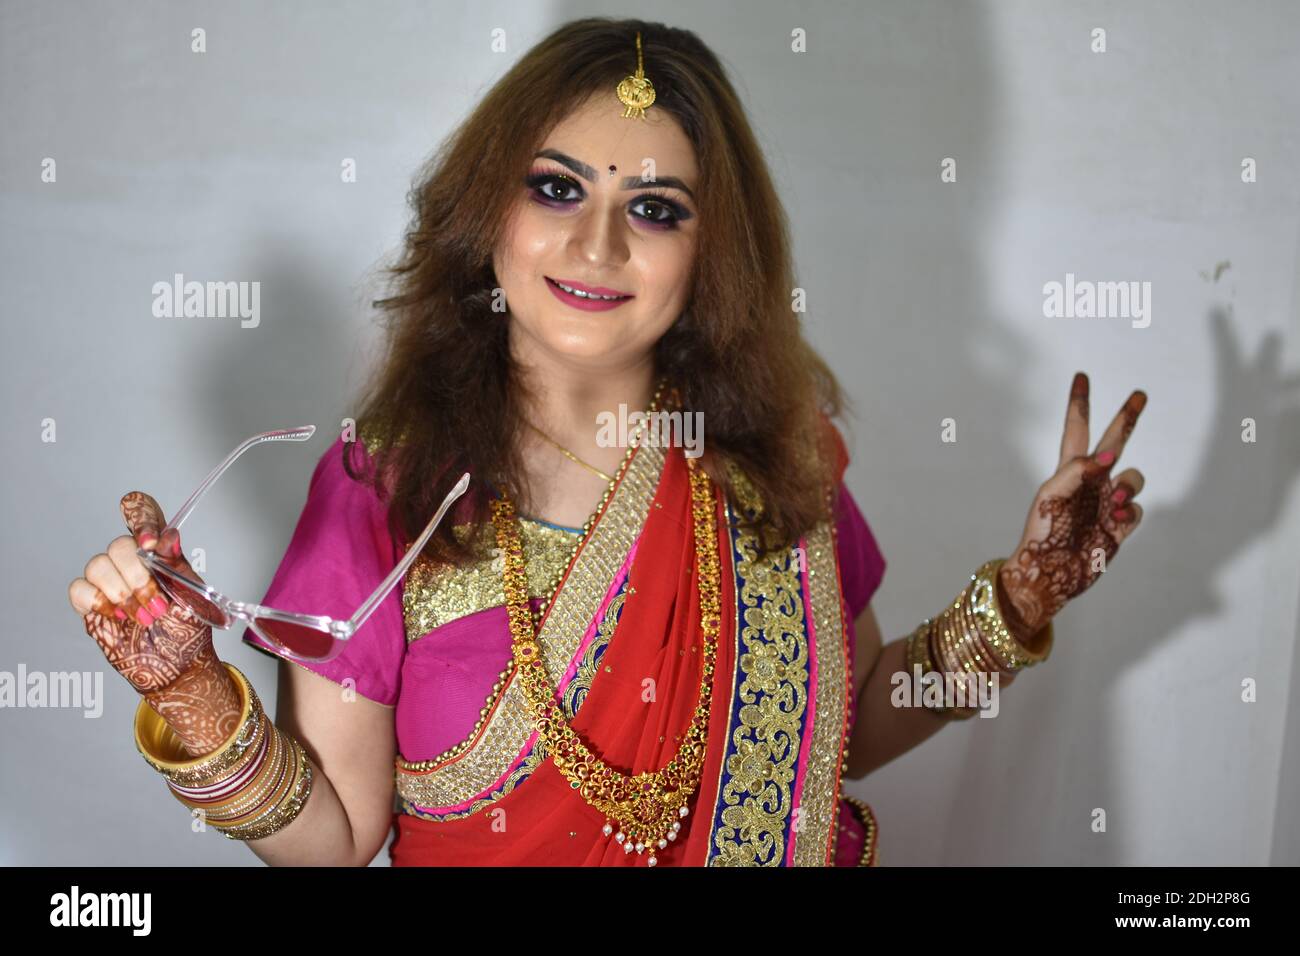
[83,596,211,695]
[76,489,244,755]
[999,375,1148,641]
[145,645,244,756]
[120,491,163,545]
[1000,459,1125,634]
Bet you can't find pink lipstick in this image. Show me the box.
[545,276,634,312]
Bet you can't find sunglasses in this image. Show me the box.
[138,426,470,663]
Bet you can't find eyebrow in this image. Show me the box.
[533,149,696,202]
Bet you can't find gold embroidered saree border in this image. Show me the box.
[704,501,743,862]
[563,590,625,715]
[707,470,809,866]
[705,465,848,866]
[395,440,666,812]
[791,517,850,866]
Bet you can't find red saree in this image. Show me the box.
[386,426,877,866]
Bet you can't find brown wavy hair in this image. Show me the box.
[345,16,848,564]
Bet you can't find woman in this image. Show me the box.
[66,17,1147,866]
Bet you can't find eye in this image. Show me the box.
[630,190,689,228]
[526,172,582,205]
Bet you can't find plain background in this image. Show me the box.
[2,0,1297,865]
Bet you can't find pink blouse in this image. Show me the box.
[241,435,886,779]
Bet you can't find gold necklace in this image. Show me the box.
[489,450,720,867]
[524,421,614,483]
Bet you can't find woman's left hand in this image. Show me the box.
[997,372,1147,641]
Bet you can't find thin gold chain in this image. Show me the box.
[524,420,615,483]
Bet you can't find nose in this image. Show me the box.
[569,201,630,271]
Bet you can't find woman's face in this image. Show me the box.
[493,92,699,373]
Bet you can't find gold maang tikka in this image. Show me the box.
[616,31,656,119]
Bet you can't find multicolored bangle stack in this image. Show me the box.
[905,558,1054,719]
[133,661,314,841]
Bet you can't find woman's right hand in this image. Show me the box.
[67,491,218,697]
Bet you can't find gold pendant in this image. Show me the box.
[617,75,655,120]
[617,31,656,120]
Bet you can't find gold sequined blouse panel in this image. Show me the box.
[353,423,588,643]
[401,518,582,643]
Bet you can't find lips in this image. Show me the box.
[545,276,634,312]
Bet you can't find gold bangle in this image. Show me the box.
[218,738,314,841]
[906,619,960,716]
[194,717,290,825]
[181,717,312,839]
[178,721,311,839]
[907,617,973,720]
[937,623,980,720]
[935,604,972,678]
[905,619,933,676]
[913,569,1018,721]
[940,603,979,676]
[842,795,880,867]
[212,740,294,832]
[134,662,262,786]
[954,592,999,674]
[905,553,1058,724]
[135,661,315,841]
[969,559,1053,669]
[967,561,1033,669]
[939,611,984,710]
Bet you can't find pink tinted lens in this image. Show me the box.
[254,617,335,661]
[154,570,230,628]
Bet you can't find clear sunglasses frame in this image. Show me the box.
[137,425,470,663]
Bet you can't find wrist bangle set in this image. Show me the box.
[904,558,1054,720]
[133,662,313,841]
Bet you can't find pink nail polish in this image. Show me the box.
[113,607,128,622]
[1097,450,1116,466]
[1112,508,1128,521]
[148,595,169,618]
[135,607,155,628]
[1112,488,1128,503]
